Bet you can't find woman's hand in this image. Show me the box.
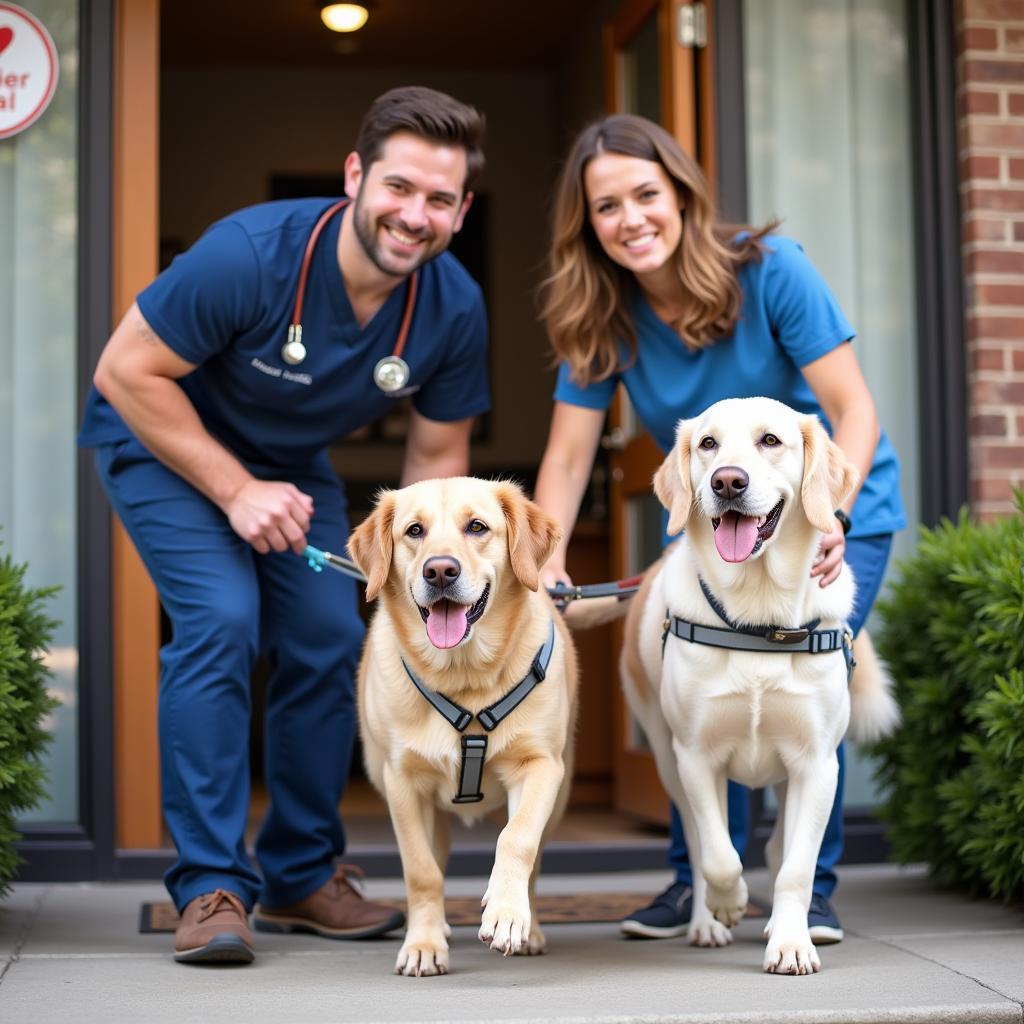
[542,564,574,610]
[810,519,845,587]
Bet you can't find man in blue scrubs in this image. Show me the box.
[79,86,489,965]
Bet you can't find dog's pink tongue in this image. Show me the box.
[714,510,760,562]
[425,600,469,649]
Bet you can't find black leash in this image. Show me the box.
[303,545,641,604]
[546,575,643,604]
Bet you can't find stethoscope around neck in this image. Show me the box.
[281,197,418,394]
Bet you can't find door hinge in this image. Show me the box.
[678,2,708,49]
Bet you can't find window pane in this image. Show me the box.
[621,10,661,123]
[0,0,80,823]
[743,0,919,808]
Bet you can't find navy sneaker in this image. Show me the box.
[807,893,844,944]
[620,881,692,938]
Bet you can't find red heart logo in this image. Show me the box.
[0,27,13,56]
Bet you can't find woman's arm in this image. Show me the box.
[532,401,607,587]
[801,341,881,585]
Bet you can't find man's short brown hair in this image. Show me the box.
[355,86,486,194]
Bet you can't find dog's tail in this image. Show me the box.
[561,595,633,631]
[847,631,901,743]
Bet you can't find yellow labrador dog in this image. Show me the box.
[616,397,898,976]
[349,478,577,978]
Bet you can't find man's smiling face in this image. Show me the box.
[345,131,472,278]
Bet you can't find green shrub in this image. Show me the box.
[873,493,1024,901]
[0,539,60,897]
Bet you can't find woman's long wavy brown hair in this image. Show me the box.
[540,114,775,386]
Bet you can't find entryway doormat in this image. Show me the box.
[140,894,765,933]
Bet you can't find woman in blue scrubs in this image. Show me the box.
[533,113,905,946]
[80,87,490,965]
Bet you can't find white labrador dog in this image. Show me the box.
[617,397,898,975]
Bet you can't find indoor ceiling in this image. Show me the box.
[162,0,595,69]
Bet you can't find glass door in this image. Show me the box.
[1,0,81,827]
[742,0,920,813]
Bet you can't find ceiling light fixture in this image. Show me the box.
[320,3,369,33]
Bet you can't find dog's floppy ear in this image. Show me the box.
[799,416,859,533]
[347,491,396,601]
[653,419,694,536]
[497,482,563,591]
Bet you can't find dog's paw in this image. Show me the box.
[394,935,450,978]
[706,876,748,928]
[478,898,531,956]
[518,921,546,956]
[763,932,821,976]
[688,912,733,947]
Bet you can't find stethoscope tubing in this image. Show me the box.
[290,199,350,341]
[283,198,418,390]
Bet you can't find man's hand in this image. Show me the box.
[810,519,845,588]
[225,480,314,555]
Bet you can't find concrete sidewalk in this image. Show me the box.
[1,863,1022,1023]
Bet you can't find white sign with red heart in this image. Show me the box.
[0,2,59,141]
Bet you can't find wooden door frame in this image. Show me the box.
[604,0,701,157]
[111,0,163,850]
[603,0,718,823]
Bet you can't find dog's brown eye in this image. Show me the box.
[698,436,717,451]
[405,523,424,538]
[466,519,489,535]
[761,433,782,447]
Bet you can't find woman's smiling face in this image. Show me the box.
[583,152,684,280]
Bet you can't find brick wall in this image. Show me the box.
[957,0,1024,519]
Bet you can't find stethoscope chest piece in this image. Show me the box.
[281,325,307,366]
[373,355,410,393]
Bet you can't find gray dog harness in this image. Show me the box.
[401,618,557,804]
[662,578,855,680]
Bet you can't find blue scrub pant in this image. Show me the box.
[96,438,364,912]
[666,534,893,898]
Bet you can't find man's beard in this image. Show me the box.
[352,188,441,278]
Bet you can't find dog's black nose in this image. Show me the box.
[711,466,749,500]
[423,556,461,586]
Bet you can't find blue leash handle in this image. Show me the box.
[303,544,367,582]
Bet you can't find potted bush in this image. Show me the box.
[873,493,1024,902]
[0,538,59,896]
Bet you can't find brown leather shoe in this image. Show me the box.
[174,889,255,964]
[253,863,405,940]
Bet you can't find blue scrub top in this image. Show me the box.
[554,235,905,538]
[79,198,490,468]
